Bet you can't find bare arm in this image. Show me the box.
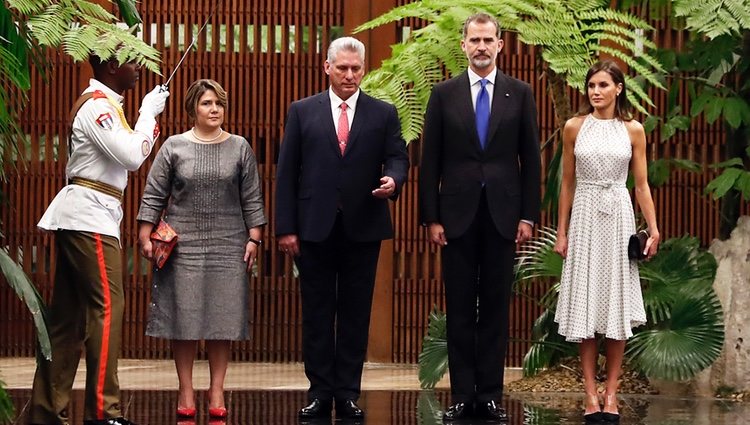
[629,120,660,258]
[553,117,581,258]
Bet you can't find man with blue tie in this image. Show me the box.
[419,13,541,422]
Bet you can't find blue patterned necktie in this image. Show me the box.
[476,78,490,149]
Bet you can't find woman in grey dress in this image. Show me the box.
[137,79,266,419]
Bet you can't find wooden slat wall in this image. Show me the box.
[1,1,748,366]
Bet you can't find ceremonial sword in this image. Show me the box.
[162,0,224,89]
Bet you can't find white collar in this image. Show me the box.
[88,79,124,104]
[329,87,360,110]
[467,67,497,87]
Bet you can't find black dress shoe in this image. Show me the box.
[83,418,138,425]
[336,399,364,418]
[476,401,509,422]
[298,398,333,418]
[443,402,473,421]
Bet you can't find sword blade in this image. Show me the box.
[162,0,223,88]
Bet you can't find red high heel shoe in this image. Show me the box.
[208,407,228,419]
[176,407,197,418]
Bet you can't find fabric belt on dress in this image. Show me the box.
[69,177,123,202]
[577,179,625,215]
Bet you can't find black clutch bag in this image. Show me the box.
[627,230,649,260]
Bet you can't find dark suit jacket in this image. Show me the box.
[419,70,541,240]
[275,90,409,242]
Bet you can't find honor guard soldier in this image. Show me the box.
[28,54,169,425]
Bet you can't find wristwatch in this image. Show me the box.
[247,237,262,246]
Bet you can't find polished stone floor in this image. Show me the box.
[2,359,748,424]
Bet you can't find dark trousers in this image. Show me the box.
[442,191,516,404]
[30,230,124,424]
[296,214,382,402]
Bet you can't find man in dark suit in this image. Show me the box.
[275,36,409,420]
[419,13,541,422]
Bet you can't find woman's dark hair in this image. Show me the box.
[580,60,633,120]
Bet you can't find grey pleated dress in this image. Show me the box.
[137,134,267,340]
[554,115,646,342]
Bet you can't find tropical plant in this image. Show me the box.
[622,0,750,237]
[0,380,12,423]
[418,308,449,389]
[626,236,724,380]
[415,390,443,425]
[418,229,724,385]
[518,230,723,380]
[355,0,665,143]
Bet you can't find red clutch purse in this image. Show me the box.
[150,219,178,269]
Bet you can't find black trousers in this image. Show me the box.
[442,191,516,404]
[296,213,382,402]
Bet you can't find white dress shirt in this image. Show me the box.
[468,67,497,112]
[329,87,359,133]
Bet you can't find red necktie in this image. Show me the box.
[337,102,349,155]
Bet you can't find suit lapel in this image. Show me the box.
[320,90,342,156]
[344,92,368,155]
[455,72,483,151]
[486,71,509,149]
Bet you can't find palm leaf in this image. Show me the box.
[523,403,563,424]
[522,309,577,376]
[416,391,443,425]
[515,226,563,283]
[0,249,50,360]
[0,381,13,422]
[418,308,449,389]
[0,4,30,90]
[112,0,143,29]
[626,290,724,381]
[627,236,723,381]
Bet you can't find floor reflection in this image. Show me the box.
[7,389,749,424]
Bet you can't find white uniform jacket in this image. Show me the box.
[38,79,160,240]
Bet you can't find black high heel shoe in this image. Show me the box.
[583,394,603,423]
[601,393,620,423]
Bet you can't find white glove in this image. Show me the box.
[139,85,169,118]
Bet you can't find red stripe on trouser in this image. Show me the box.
[94,234,112,419]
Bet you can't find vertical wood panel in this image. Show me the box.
[0,1,742,367]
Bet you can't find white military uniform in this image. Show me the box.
[37,78,160,240]
[30,79,166,424]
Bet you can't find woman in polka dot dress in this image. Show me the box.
[553,60,660,423]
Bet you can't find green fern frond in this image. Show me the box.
[73,1,116,22]
[6,0,49,15]
[27,4,74,46]
[358,0,664,141]
[63,25,102,62]
[576,8,655,30]
[674,0,750,39]
[8,0,161,73]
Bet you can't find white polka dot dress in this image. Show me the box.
[554,114,646,342]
